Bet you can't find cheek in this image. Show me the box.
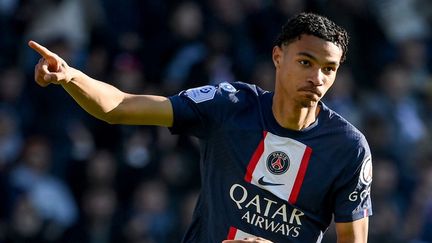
[280,63,305,81]
[322,77,336,92]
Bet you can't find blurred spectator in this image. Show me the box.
[363,64,428,217]
[370,0,430,44]
[0,109,23,167]
[163,1,207,92]
[418,202,432,242]
[61,186,121,243]
[404,160,432,241]
[369,156,403,243]
[319,0,387,88]
[416,0,432,26]
[174,190,199,240]
[122,179,176,243]
[67,149,118,212]
[116,128,159,208]
[205,0,256,81]
[324,67,363,127]
[250,59,275,91]
[122,129,153,170]
[24,0,106,51]
[112,52,146,94]
[83,44,111,81]
[1,195,46,243]
[66,120,96,162]
[422,83,432,134]
[8,135,78,240]
[0,0,22,66]
[0,66,34,133]
[85,150,117,188]
[155,126,180,152]
[364,64,427,163]
[159,149,199,195]
[396,38,432,92]
[183,27,236,87]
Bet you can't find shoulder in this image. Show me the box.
[320,102,370,152]
[218,81,268,98]
[176,81,268,105]
[321,104,373,188]
[228,81,266,96]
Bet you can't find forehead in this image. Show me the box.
[284,34,343,64]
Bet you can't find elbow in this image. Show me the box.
[97,111,122,125]
[104,118,118,125]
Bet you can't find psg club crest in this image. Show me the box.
[266,151,290,175]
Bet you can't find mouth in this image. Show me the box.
[298,87,322,97]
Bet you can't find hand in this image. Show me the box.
[28,40,73,87]
[222,237,273,243]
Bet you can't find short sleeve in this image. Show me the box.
[332,140,373,222]
[168,82,241,138]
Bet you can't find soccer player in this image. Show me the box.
[30,13,372,243]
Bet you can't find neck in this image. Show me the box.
[272,95,320,131]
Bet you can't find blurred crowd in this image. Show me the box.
[0,0,431,242]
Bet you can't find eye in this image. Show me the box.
[298,60,310,66]
[322,66,336,74]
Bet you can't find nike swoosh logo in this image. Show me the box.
[258,176,284,186]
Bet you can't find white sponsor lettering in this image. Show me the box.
[289,208,304,225]
[271,204,287,222]
[246,195,261,214]
[240,211,302,238]
[348,187,371,202]
[291,226,300,237]
[229,184,304,238]
[230,184,248,209]
[263,198,277,217]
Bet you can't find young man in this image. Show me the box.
[30,13,372,243]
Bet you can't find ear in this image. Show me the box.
[272,46,282,68]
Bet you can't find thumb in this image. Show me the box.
[47,58,61,72]
[44,72,68,84]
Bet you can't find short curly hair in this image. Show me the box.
[274,12,349,63]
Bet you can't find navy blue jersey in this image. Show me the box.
[169,82,372,243]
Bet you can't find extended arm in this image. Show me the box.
[29,41,173,126]
[335,217,369,243]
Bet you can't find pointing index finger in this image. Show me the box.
[28,40,55,59]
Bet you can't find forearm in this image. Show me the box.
[336,218,369,243]
[29,40,173,126]
[62,68,127,123]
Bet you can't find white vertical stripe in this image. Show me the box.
[250,132,308,201]
[233,228,258,239]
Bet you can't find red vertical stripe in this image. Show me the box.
[226,226,237,240]
[244,131,268,182]
[288,146,312,204]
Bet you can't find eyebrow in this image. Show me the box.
[297,52,339,66]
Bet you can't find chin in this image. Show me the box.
[299,99,319,108]
[292,93,321,108]
[299,102,315,108]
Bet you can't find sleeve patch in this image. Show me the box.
[219,82,237,92]
[184,85,216,103]
[360,157,372,186]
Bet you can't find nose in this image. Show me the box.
[308,69,324,86]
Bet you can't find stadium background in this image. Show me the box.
[0,0,431,242]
